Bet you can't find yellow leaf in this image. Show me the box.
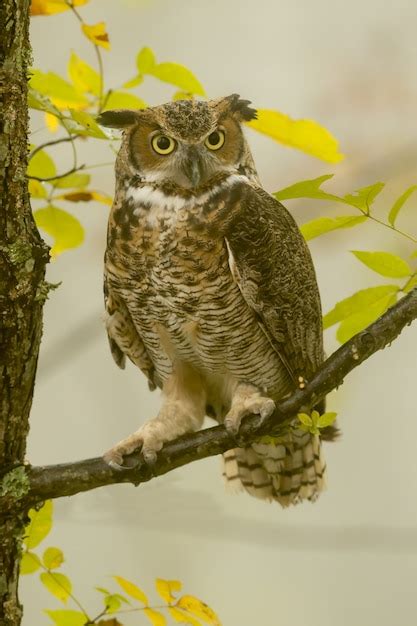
[102,91,147,111]
[177,596,221,626]
[91,191,113,205]
[336,292,397,343]
[31,0,88,16]
[143,608,167,626]
[45,112,59,133]
[155,579,182,604]
[43,546,64,569]
[246,109,344,163]
[20,551,42,575]
[169,607,202,626]
[23,500,53,549]
[29,179,47,199]
[300,215,367,240]
[149,63,205,96]
[351,250,411,278]
[68,52,101,96]
[172,91,193,101]
[54,173,91,188]
[113,576,148,604]
[28,148,56,180]
[41,572,72,603]
[29,70,89,110]
[34,205,85,258]
[45,610,87,626]
[82,22,110,50]
[69,110,108,138]
[136,47,156,73]
[323,285,399,329]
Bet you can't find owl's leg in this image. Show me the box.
[224,382,275,435]
[103,363,206,469]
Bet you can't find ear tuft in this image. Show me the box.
[96,109,140,129]
[228,94,258,121]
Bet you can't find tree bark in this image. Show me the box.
[0,1,49,624]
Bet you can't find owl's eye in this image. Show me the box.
[205,130,225,151]
[151,134,176,155]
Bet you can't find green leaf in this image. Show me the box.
[20,551,42,575]
[247,110,345,163]
[54,173,91,189]
[41,572,72,603]
[149,62,205,96]
[69,110,108,139]
[28,149,57,180]
[104,594,121,614]
[388,185,417,226]
[23,500,53,549]
[336,292,397,343]
[403,274,417,293]
[297,413,312,427]
[323,285,400,329]
[113,576,148,604]
[68,52,101,97]
[103,91,147,111]
[144,608,167,626]
[343,182,385,213]
[136,46,156,73]
[317,412,337,428]
[43,547,64,569]
[351,250,412,278]
[123,75,144,89]
[311,410,320,426]
[34,205,84,258]
[301,215,367,240]
[274,174,341,202]
[45,610,87,626]
[30,69,89,109]
[28,87,61,116]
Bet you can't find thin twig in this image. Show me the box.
[27,164,86,183]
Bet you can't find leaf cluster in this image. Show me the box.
[21,501,221,626]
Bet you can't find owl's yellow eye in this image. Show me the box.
[205,130,225,151]
[151,134,176,155]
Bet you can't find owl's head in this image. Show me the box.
[97,95,257,189]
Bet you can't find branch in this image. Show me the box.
[20,286,417,507]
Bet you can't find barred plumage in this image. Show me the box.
[98,95,330,506]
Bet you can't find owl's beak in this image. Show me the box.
[182,147,205,188]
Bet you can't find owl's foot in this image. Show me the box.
[103,421,167,469]
[224,383,275,435]
[104,370,206,469]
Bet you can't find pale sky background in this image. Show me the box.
[23,1,417,625]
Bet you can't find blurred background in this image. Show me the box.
[24,0,417,624]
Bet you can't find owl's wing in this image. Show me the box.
[224,185,324,387]
[104,274,159,390]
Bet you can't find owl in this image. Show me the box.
[97,94,331,507]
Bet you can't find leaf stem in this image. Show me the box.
[26,549,91,619]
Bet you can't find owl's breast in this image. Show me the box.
[106,187,290,396]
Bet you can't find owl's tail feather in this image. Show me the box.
[222,430,326,507]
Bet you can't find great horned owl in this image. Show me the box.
[97,95,328,507]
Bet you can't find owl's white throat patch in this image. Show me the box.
[126,173,248,221]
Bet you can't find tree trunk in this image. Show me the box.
[0,1,49,623]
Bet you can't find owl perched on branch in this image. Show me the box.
[97,95,329,507]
